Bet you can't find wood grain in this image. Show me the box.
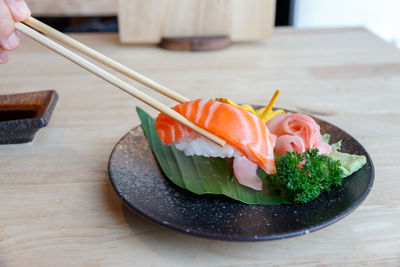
[15,22,225,146]
[0,28,400,266]
[118,0,276,43]
[26,0,118,16]
[24,17,190,104]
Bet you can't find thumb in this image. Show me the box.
[5,0,31,22]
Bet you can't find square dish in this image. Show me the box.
[0,90,58,144]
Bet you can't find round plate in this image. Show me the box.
[108,116,374,241]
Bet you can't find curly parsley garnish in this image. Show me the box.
[265,149,344,204]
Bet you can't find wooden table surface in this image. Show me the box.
[1,28,399,266]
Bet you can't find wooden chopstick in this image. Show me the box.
[15,22,226,147]
[24,17,190,104]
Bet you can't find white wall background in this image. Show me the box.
[292,0,400,48]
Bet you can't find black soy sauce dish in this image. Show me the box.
[0,90,58,144]
[108,114,374,241]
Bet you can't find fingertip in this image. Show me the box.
[11,1,31,21]
[0,50,11,64]
[16,30,23,37]
[3,31,20,51]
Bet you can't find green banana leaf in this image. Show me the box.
[137,107,290,205]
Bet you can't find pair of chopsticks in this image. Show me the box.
[15,17,226,147]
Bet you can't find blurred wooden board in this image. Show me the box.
[159,36,231,51]
[118,0,276,43]
[27,0,118,16]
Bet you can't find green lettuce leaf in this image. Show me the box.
[137,107,290,205]
[329,150,366,177]
[323,135,366,177]
[322,133,331,143]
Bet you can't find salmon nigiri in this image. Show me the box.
[155,99,277,190]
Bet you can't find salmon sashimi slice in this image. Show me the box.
[233,156,263,190]
[155,99,277,176]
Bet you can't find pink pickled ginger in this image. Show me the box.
[267,113,331,156]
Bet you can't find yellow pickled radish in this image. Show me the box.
[215,98,256,114]
[256,108,285,122]
[215,89,284,122]
[256,89,285,122]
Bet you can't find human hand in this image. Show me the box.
[0,0,31,63]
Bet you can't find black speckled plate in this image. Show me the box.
[108,115,374,241]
